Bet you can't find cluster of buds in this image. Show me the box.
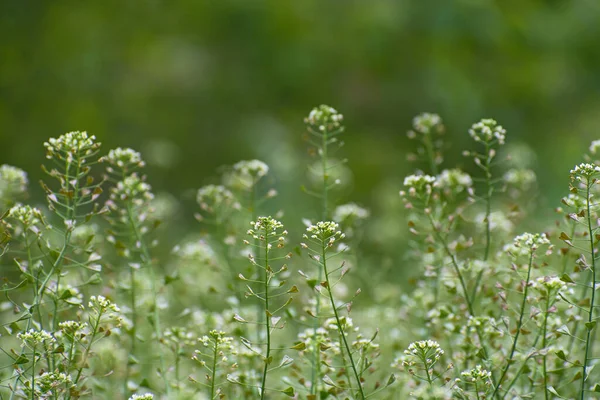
[101,147,145,174]
[468,119,506,145]
[44,131,100,163]
[408,113,444,137]
[304,105,344,134]
[303,221,346,251]
[503,232,551,258]
[0,164,28,204]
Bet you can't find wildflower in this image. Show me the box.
[101,147,145,171]
[435,169,473,192]
[88,295,120,313]
[570,163,600,180]
[333,203,369,223]
[17,329,55,347]
[400,174,435,198]
[111,174,154,202]
[475,211,513,233]
[173,239,216,265]
[128,394,154,400]
[4,204,45,237]
[503,168,536,190]
[304,105,344,133]
[403,174,435,188]
[44,131,100,162]
[0,164,28,202]
[408,113,443,136]
[590,139,600,155]
[304,221,345,246]
[248,217,285,240]
[59,321,88,338]
[469,119,506,145]
[503,232,551,257]
[403,340,444,361]
[562,193,587,211]
[196,184,238,212]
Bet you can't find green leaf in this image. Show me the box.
[560,273,574,283]
[13,354,29,365]
[385,374,396,387]
[586,321,596,331]
[555,350,567,361]
[282,387,295,397]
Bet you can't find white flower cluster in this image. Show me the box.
[233,159,269,179]
[89,295,121,313]
[403,340,444,360]
[503,168,536,189]
[304,104,344,133]
[590,140,600,155]
[6,204,44,234]
[197,184,237,211]
[455,365,492,387]
[38,371,74,392]
[475,211,513,233]
[17,329,55,347]
[469,119,506,145]
[534,276,567,293]
[129,394,154,400]
[44,131,100,161]
[333,203,369,223]
[0,164,28,199]
[59,320,88,337]
[247,217,286,248]
[561,193,587,211]
[409,112,443,136]
[435,169,473,192]
[164,326,196,347]
[570,163,600,180]
[400,174,436,198]
[194,330,236,367]
[503,232,551,257]
[174,239,216,265]
[403,174,436,189]
[101,147,145,170]
[304,221,345,245]
[111,174,154,202]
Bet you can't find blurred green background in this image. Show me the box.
[1,0,600,244]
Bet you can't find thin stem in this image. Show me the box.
[310,131,329,396]
[30,344,36,400]
[210,339,219,400]
[322,242,365,400]
[471,144,493,302]
[542,295,550,400]
[581,179,597,399]
[260,229,271,400]
[492,250,535,399]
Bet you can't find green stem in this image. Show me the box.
[492,251,534,399]
[30,344,36,400]
[310,131,329,395]
[471,144,493,302]
[581,179,597,399]
[210,339,219,400]
[542,295,550,400]
[322,243,365,399]
[260,230,271,400]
